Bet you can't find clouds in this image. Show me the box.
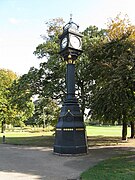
[8,17,29,25]
[9,17,20,25]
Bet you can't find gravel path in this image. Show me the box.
[0,141,135,180]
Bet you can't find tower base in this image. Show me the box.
[53,100,88,155]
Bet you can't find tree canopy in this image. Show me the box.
[89,15,135,139]
[0,69,17,124]
[10,15,135,139]
[33,19,106,116]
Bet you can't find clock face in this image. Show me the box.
[70,35,81,49]
[61,37,68,49]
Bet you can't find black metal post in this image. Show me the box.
[2,135,6,144]
[1,120,6,143]
[54,58,88,155]
[66,63,75,100]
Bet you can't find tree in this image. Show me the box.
[33,18,66,103]
[75,26,106,115]
[9,73,35,127]
[33,18,106,118]
[130,121,135,138]
[27,97,60,129]
[0,69,18,131]
[10,18,106,128]
[90,14,135,140]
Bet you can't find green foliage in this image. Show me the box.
[9,15,135,134]
[0,69,19,126]
[33,18,66,103]
[76,26,106,114]
[90,15,135,124]
[9,71,35,125]
[28,97,60,127]
[33,20,106,117]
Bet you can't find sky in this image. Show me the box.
[1,0,135,75]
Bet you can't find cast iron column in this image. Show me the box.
[66,59,76,101]
[54,56,88,155]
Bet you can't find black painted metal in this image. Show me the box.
[66,63,75,100]
[53,19,88,155]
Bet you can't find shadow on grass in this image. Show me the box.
[0,136,55,147]
[0,135,129,148]
[87,136,124,147]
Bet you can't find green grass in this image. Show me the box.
[86,125,131,137]
[0,125,131,147]
[86,126,131,146]
[0,131,54,147]
[81,152,135,180]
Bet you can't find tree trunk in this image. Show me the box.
[80,83,85,121]
[118,117,121,125]
[43,120,45,130]
[1,120,5,133]
[130,121,135,138]
[122,120,127,140]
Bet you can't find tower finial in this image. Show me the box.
[70,13,73,23]
[63,14,79,31]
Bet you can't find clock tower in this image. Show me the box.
[53,17,88,155]
[59,16,83,61]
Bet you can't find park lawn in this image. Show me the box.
[86,126,131,146]
[0,126,131,146]
[81,152,135,180]
[0,131,54,147]
[86,125,131,137]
